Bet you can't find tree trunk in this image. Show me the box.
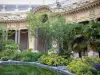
[67,42,72,57]
[59,43,63,54]
[79,51,82,58]
[68,42,72,52]
[99,51,100,58]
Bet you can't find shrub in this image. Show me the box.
[48,47,58,54]
[28,48,33,51]
[21,57,32,62]
[85,71,93,75]
[0,40,6,51]
[39,53,68,66]
[67,57,73,64]
[20,51,43,62]
[76,71,93,75]
[11,51,21,61]
[4,50,15,56]
[67,59,90,74]
[0,50,43,62]
[0,49,19,60]
[83,56,100,66]
[0,51,4,59]
[67,57,100,75]
[0,39,18,51]
[5,44,18,50]
[1,56,10,61]
[94,64,100,70]
[2,40,18,51]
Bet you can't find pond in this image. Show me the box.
[0,65,66,75]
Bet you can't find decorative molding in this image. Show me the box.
[89,8,95,19]
[33,5,52,14]
[62,0,100,15]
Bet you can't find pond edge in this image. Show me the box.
[0,61,74,75]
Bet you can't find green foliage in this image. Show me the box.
[0,40,19,60]
[11,51,21,61]
[76,70,93,75]
[5,40,18,50]
[48,47,57,52]
[39,53,68,66]
[27,12,88,57]
[67,59,90,74]
[20,51,43,62]
[83,56,100,66]
[5,44,18,50]
[27,11,100,57]
[0,51,4,59]
[0,39,18,51]
[48,47,58,54]
[28,48,33,51]
[83,22,100,51]
[27,12,52,51]
[21,56,32,62]
[50,15,67,42]
[67,56,100,75]
[1,56,10,61]
[3,50,15,56]
[0,40,6,51]
[27,12,50,36]
[0,49,43,62]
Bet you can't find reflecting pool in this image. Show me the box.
[0,65,66,75]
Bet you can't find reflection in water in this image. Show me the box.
[0,65,65,75]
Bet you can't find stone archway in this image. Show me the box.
[33,5,52,52]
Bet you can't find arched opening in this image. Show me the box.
[20,29,29,50]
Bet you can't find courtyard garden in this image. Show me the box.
[0,12,100,75]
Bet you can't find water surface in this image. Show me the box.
[0,65,66,75]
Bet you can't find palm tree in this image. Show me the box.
[83,22,100,57]
[71,23,88,58]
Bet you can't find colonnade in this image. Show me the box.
[6,29,29,50]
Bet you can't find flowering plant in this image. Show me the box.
[94,64,100,70]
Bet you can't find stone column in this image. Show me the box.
[17,30,20,50]
[34,37,37,50]
[15,30,18,43]
[35,30,38,50]
[5,30,8,40]
[2,30,5,40]
[27,30,29,49]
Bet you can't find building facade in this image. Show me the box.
[0,4,51,51]
[0,0,100,57]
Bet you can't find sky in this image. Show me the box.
[0,0,65,5]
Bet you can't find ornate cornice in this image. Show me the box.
[0,14,27,22]
[63,0,100,15]
[0,5,51,23]
[0,1,100,23]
